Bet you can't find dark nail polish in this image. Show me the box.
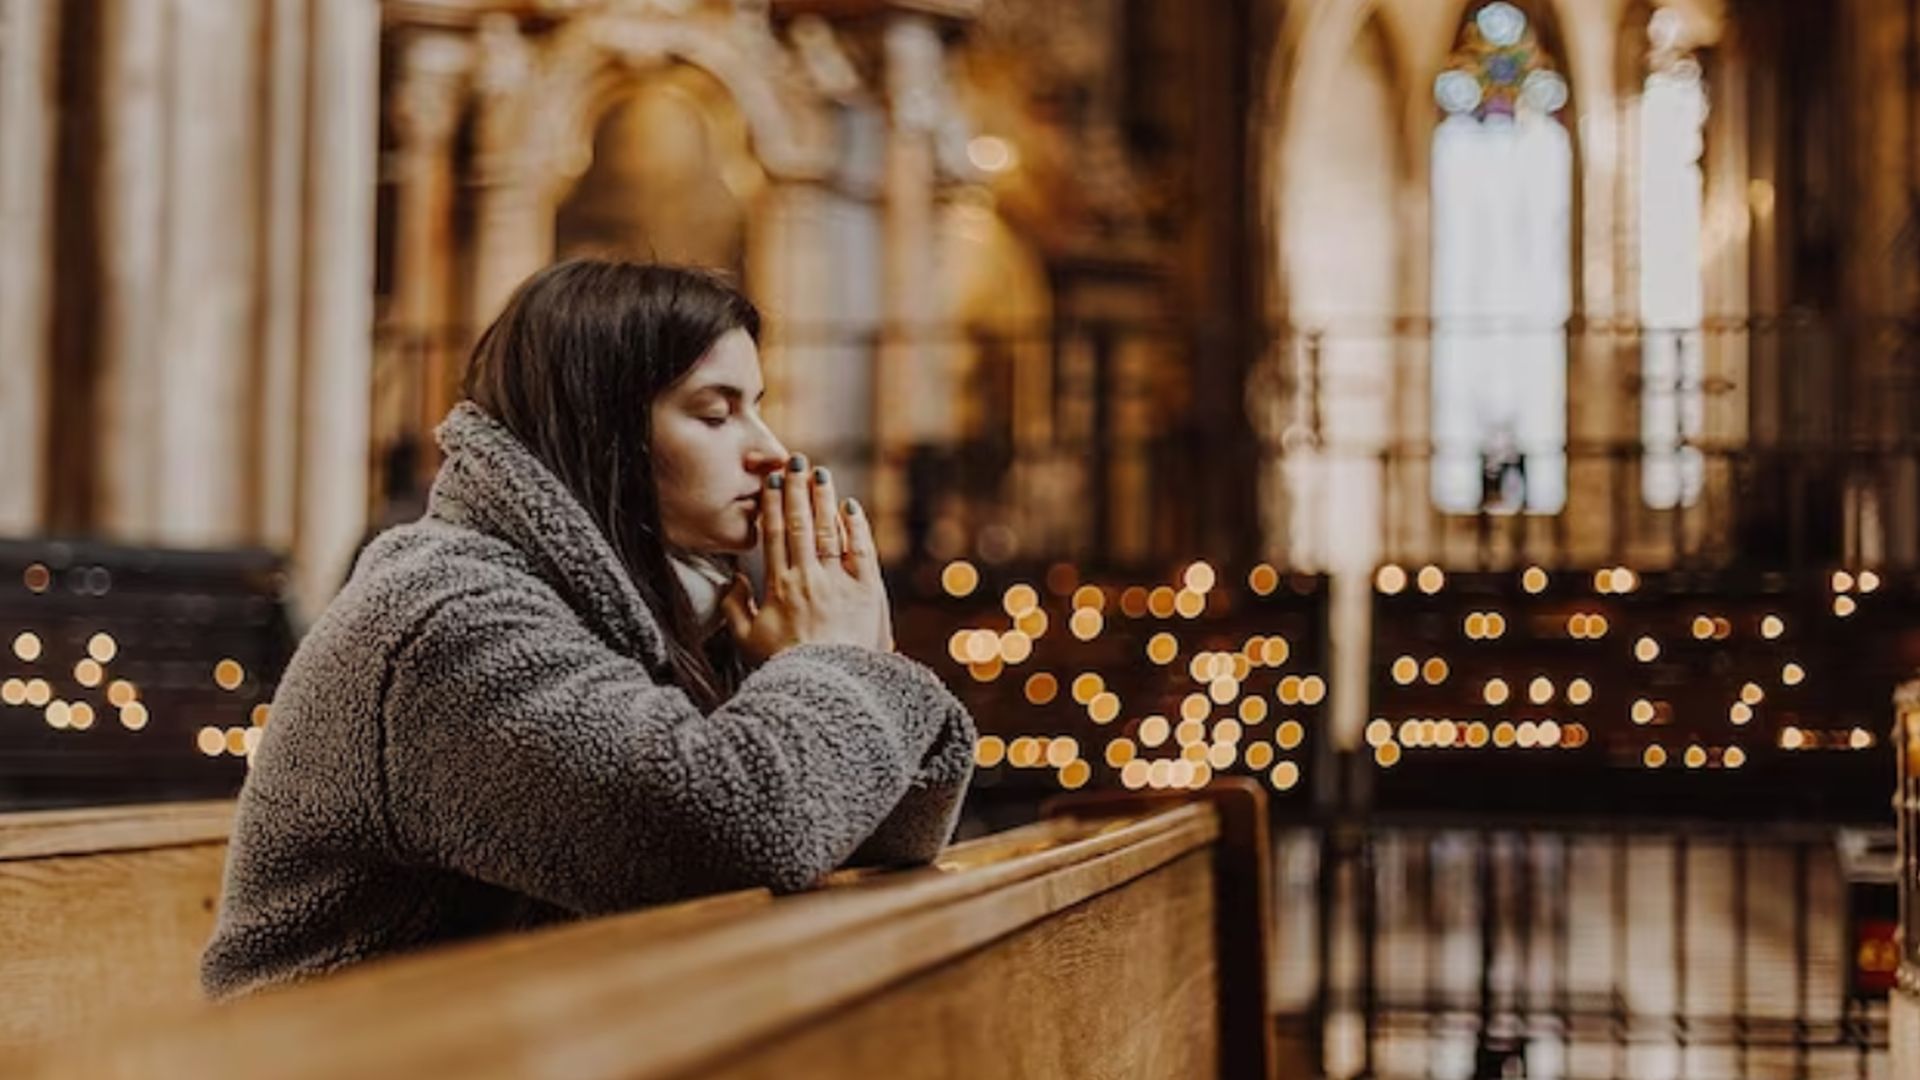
[845,497,862,516]
[814,466,831,485]
[788,454,808,473]
[767,471,784,490]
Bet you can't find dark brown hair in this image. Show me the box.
[463,258,761,710]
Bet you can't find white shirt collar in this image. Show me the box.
[670,553,734,639]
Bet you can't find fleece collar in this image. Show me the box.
[427,402,670,669]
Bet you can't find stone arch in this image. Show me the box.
[1264,0,1415,320]
[553,64,761,271]
[525,10,836,212]
[463,6,841,326]
[1265,7,1408,571]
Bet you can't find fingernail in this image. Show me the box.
[845,497,862,516]
[788,454,808,473]
[813,466,831,485]
[768,471,784,490]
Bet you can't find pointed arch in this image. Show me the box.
[1265,5,1409,570]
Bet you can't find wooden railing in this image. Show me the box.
[0,800,233,1058]
[7,783,1273,1079]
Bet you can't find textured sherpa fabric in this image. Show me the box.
[200,402,976,999]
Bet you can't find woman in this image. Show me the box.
[202,260,976,999]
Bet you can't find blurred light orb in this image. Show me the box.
[1182,561,1217,594]
[1002,584,1039,618]
[1146,632,1179,665]
[967,135,1016,173]
[941,560,979,598]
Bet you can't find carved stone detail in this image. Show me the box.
[389,33,473,148]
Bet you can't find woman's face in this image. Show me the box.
[651,328,790,553]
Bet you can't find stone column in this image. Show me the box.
[94,0,167,539]
[292,0,380,620]
[153,0,264,546]
[0,0,57,535]
[1702,38,1756,560]
[389,31,471,470]
[1566,13,1624,568]
[1896,987,1920,1080]
[873,14,943,561]
[256,0,314,552]
[1109,336,1154,563]
[1842,0,1920,564]
[749,179,845,450]
[468,14,547,333]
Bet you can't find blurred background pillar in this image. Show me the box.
[1895,679,1920,1075]
[874,13,943,561]
[255,0,315,558]
[751,178,854,472]
[467,14,543,335]
[151,0,264,547]
[293,0,379,620]
[78,0,376,618]
[389,31,471,490]
[96,0,169,540]
[0,0,57,535]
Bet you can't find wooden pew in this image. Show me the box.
[10,782,1274,1079]
[0,800,233,1058]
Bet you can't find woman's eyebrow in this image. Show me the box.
[684,383,766,405]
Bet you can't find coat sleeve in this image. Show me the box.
[380,578,976,914]
[844,688,976,868]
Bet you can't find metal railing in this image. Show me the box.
[1283,820,1891,1079]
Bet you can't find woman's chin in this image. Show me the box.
[714,523,757,553]
[667,523,755,555]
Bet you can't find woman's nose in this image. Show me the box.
[746,425,791,474]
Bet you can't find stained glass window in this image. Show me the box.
[1430,1,1572,514]
[1638,8,1708,509]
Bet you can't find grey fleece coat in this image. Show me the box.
[201,403,976,999]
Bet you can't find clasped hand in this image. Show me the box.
[722,456,895,661]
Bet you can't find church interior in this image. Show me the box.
[5,0,1920,1076]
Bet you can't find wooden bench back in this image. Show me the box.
[10,783,1274,1079]
[0,800,232,1058]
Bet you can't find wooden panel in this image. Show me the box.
[707,851,1220,1080]
[0,841,227,1056]
[0,800,233,859]
[1043,778,1276,1080]
[11,805,1222,1079]
[0,801,234,1058]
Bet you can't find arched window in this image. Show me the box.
[1637,8,1708,509]
[1430,1,1572,514]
